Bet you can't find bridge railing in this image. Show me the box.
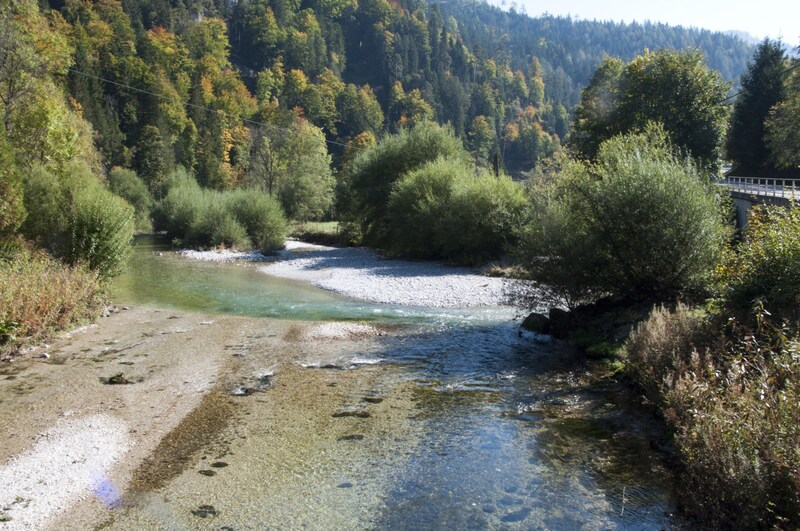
[721,176,800,200]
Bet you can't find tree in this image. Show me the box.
[570,56,624,161]
[0,133,24,241]
[468,115,495,163]
[571,50,730,172]
[726,40,788,170]
[336,84,384,139]
[247,117,333,220]
[340,121,468,244]
[135,125,167,192]
[765,58,800,169]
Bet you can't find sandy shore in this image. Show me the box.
[0,308,387,530]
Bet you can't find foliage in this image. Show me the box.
[624,303,711,406]
[155,173,287,253]
[387,157,527,264]
[765,58,800,170]
[225,189,288,253]
[716,205,800,326]
[519,126,729,304]
[107,167,153,231]
[625,303,800,528]
[726,39,788,170]
[22,162,134,278]
[0,246,104,350]
[67,188,135,279]
[340,121,469,245]
[0,133,25,242]
[571,50,730,171]
[248,117,333,221]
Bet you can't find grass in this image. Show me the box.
[289,221,345,246]
[0,247,105,352]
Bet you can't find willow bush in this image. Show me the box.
[518,125,729,304]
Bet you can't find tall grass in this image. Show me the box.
[0,247,104,350]
[625,304,800,527]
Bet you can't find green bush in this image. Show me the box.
[22,162,134,278]
[226,189,287,253]
[518,126,729,304]
[67,189,135,278]
[187,200,250,249]
[387,157,527,264]
[154,177,209,239]
[0,133,25,241]
[717,205,800,326]
[155,173,288,252]
[340,121,469,245]
[107,167,153,231]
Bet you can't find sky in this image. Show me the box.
[489,0,800,45]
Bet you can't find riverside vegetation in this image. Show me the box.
[2,0,800,527]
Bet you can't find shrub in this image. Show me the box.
[67,189,135,279]
[387,157,527,264]
[187,200,250,249]
[226,189,287,253]
[154,177,209,239]
[0,247,104,349]
[155,173,288,252]
[623,304,710,405]
[0,134,25,241]
[518,125,729,304]
[340,121,469,245]
[441,170,527,264]
[670,338,800,528]
[717,205,800,326]
[625,303,800,528]
[107,167,153,231]
[22,162,134,278]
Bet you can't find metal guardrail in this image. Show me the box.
[720,177,800,200]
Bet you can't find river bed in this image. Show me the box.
[0,236,679,529]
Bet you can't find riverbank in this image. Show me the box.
[182,240,517,308]
[0,307,389,529]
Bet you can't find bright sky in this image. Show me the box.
[492,0,800,46]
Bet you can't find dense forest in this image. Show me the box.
[32,0,754,181]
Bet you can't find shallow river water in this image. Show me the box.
[107,236,678,529]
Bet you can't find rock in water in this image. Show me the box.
[521,313,550,334]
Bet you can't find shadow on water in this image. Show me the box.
[368,322,677,529]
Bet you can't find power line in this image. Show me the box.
[67,67,353,150]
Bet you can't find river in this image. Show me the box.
[103,236,678,529]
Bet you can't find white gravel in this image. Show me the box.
[301,322,381,341]
[260,242,511,308]
[0,415,132,530]
[180,249,269,261]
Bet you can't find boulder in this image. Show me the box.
[521,312,550,334]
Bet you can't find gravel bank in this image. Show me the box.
[0,415,132,529]
[258,242,513,308]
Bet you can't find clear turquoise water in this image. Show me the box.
[110,235,679,529]
[112,235,517,325]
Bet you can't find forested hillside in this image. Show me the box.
[40,0,752,179]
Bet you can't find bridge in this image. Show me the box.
[719,176,798,227]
